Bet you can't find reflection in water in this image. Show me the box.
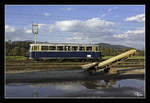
[5,79,144,97]
[81,79,116,89]
[32,86,39,97]
[30,79,117,96]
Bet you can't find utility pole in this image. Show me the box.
[32,23,38,44]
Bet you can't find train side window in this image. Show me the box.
[36,46,38,51]
[72,46,78,51]
[49,46,56,50]
[65,46,70,51]
[34,46,36,51]
[79,46,85,51]
[33,46,37,51]
[41,46,48,50]
[86,46,92,51]
[96,46,99,51]
[38,46,40,51]
[57,46,63,51]
[34,46,35,50]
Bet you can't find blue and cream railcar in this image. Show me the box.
[29,43,101,61]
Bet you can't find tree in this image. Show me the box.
[20,47,26,56]
[11,47,20,56]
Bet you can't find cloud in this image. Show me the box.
[107,7,118,12]
[101,14,106,17]
[5,23,49,41]
[113,7,118,9]
[49,18,115,43]
[5,25,16,32]
[50,18,114,32]
[5,17,145,50]
[38,24,47,28]
[113,27,145,39]
[101,7,118,17]
[55,85,82,91]
[5,25,33,41]
[125,14,145,22]
[65,7,72,11]
[108,8,112,12]
[44,13,50,16]
[112,27,145,50]
[25,29,32,34]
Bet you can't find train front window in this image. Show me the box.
[41,46,48,50]
[79,46,85,51]
[72,46,78,51]
[86,46,92,51]
[57,46,63,51]
[49,46,56,50]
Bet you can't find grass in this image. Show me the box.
[5,56,28,61]
[102,56,114,60]
[129,56,145,59]
[5,55,144,62]
[5,55,144,74]
[5,56,144,61]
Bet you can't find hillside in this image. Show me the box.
[96,43,132,50]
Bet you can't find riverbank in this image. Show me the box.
[5,60,86,74]
[6,67,145,84]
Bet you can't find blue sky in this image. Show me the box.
[5,5,145,50]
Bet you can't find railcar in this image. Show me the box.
[29,43,101,61]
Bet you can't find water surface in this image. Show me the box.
[5,78,145,98]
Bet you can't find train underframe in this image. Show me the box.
[30,57,101,62]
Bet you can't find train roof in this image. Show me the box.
[30,43,99,46]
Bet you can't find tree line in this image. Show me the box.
[100,47,144,57]
[5,41,33,56]
[5,41,144,57]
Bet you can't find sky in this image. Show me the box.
[5,5,145,50]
